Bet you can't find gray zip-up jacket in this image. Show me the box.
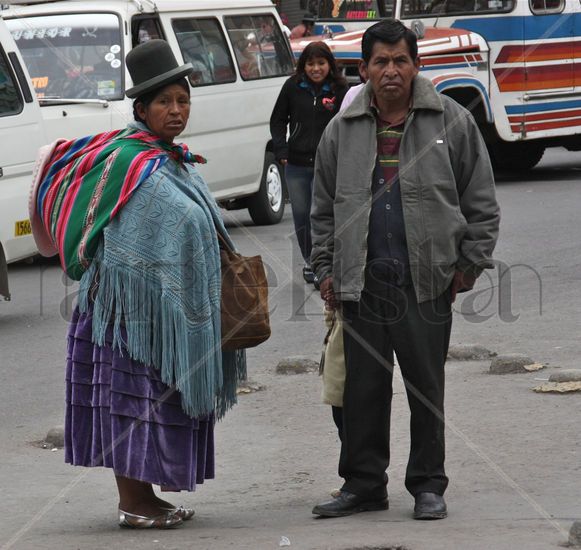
[311,76,500,303]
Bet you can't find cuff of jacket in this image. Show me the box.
[275,147,289,162]
[315,268,332,285]
[456,256,491,278]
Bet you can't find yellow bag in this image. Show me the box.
[320,308,346,407]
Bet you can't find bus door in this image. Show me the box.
[512,0,573,136]
[525,0,573,95]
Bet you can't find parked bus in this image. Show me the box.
[294,0,581,169]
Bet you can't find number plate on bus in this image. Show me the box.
[14,219,32,237]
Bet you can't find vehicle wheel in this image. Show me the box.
[488,141,545,171]
[248,152,285,225]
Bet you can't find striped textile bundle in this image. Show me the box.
[35,127,205,280]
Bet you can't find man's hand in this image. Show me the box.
[319,276,338,310]
[279,158,288,165]
[451,270,477,302]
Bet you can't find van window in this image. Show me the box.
[0,50,22,116]
[6,13,124,102]
[402,0,515,17]
[224,15,294,80]
[132,17,165,46]
[172,18,236,87]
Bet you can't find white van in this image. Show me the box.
[1,0,294,225]
[0,14,46,300]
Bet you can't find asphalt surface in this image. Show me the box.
[0,147,580,550]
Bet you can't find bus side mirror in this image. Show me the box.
[411,20,425,39]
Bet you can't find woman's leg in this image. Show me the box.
[116,475,176,516]
[284,163,314,263]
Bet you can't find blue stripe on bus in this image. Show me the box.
[421,62,475,71]
[451,14,576,41]
[293,51,360,59]
[435,77,493,120]
[506,99,581,114]
[293,51,478,69]
[314,24,347,34]
[328,51,359,58]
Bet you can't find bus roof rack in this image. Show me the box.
[1,1,65,4]
[0,0,74,7]
[132,0,157,12]
[0,0,158,11]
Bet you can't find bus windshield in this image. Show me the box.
[310,0,394,20]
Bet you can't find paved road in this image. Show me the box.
[0,147,580,549]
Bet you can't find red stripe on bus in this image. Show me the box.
[512,117,581,133]
[496,43,575,63]
[421,55,470,65]
[494,65,572,92]
[508,108,581,123]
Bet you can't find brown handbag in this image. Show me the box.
[219,233,271,351]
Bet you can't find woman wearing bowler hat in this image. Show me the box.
[290,13,316,39]
[29,40,246,529]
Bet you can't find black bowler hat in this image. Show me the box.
[125,39,193,99]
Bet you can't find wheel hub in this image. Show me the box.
[265,164,282,212]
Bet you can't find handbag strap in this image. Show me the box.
[217,230,234,254]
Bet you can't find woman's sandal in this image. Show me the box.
[118,509,183,529]
[162,506,195,521]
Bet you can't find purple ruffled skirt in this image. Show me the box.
[64,306,215,491]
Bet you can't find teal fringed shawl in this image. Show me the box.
[78,153,246,419]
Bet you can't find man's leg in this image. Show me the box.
[339,291,394,500]
[312,291,393,517]
[331,405,344,441]
[388,285,451,497]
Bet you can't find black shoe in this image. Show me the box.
[302,265,316,284]
[413,492,447,520]
[312,490,388,518]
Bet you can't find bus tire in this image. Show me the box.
[488,141,545,171]
[248,151,285,225]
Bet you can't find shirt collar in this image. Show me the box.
[370,94,413,126]
[299,76,332,95]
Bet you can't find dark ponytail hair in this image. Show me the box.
[294,41,347,91]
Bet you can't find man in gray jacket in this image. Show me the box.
[311,19,500,520]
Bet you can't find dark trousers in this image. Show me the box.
[339,285,452,499]
[285,163,313,263]
[332,405,343,441]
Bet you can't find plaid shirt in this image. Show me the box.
[366,110,411,289]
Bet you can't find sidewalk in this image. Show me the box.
[2,337,578,549]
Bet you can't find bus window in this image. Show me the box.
[529,0,564,14]
[402,0,515,17]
